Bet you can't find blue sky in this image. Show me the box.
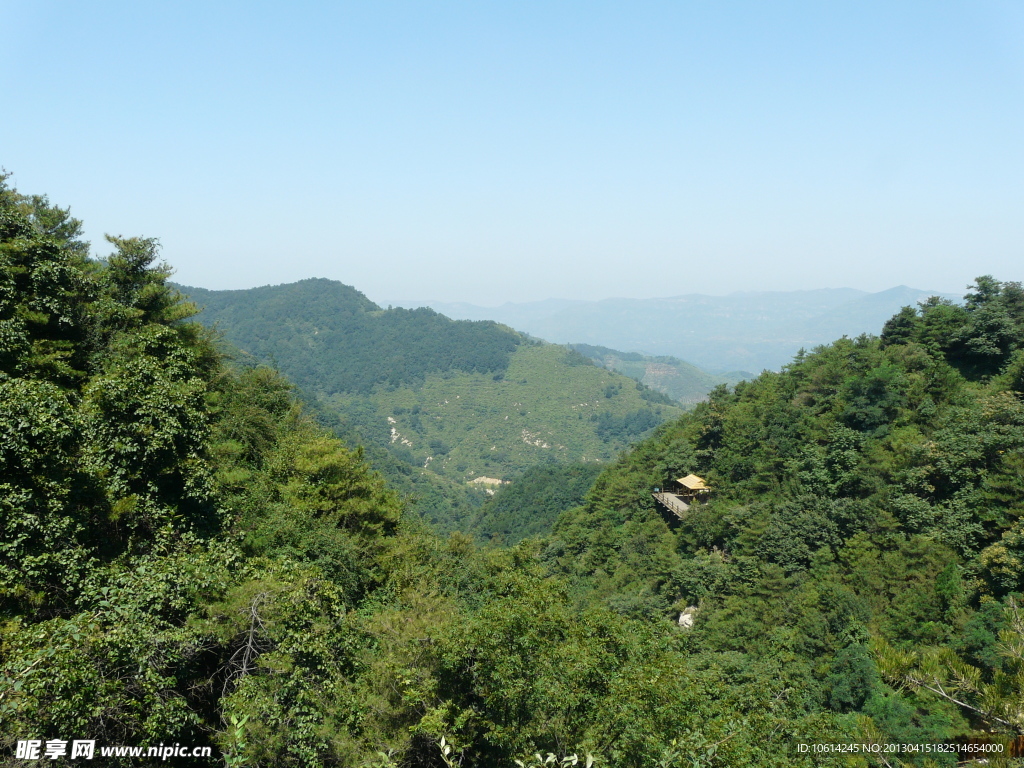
[3,1,1023,304]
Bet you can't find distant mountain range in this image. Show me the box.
[398,286,960,373]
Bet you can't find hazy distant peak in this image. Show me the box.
[869,285,958,301]
[406,285,965,373]
[721,287,868,299]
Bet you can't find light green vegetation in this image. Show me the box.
[326,344,682,485]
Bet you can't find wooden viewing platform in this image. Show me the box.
[652,474,710,522]
[653,492,691,520]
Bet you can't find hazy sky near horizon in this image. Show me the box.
[3,1,1023,305]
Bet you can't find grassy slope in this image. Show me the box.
[326,343,683,484]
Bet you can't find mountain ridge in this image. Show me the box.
[396,285,961,373]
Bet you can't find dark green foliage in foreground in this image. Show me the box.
[881,277,1024,380]
[469,461,605,545]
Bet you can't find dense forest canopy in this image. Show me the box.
[2,176,1023,767]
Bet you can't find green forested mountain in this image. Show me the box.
[4,176,1024,768]
[570,343,749,405]
[543,279,1024,760]
[181,281,684,532]
[182,280,522,395]
[323,343,678,482]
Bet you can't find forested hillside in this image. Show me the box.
[183,280,521,395]
[3,176,1023,767]
[468,461,606,545]
[3,178,714,766]
[323,344,678,483]
[181,281,683,534]
[545,279,1024,762]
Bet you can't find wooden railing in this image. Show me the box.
[652,492,690,520]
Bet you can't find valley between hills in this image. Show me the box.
[180,278,691,535]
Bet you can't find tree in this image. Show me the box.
[875,599,1024,738]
